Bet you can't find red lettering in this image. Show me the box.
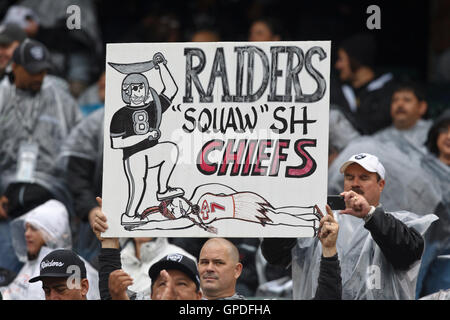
[269,139,290,176]
[218,139,247,176]
[285,139,317,177]
[251,140,272,176]
[197,139,224,175]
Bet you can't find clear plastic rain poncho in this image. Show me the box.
[57,108,104,185]
[0,82,82,206]
[328,106,361,152]
[292,210,437,300]
[421,153,450,240]
[372,119,432,154]
[0,200,99,300]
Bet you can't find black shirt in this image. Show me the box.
[110,94,171,160]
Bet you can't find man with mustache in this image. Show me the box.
[261,153,435,299]
[373,81,431,152]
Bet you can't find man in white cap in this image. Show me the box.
[338,152,387,219]
[261,152,437,299]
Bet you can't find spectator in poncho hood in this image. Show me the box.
[0,200,99,300]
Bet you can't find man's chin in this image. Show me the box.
[27,251,39,261]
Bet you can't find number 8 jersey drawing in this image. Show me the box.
[108,52,184,229]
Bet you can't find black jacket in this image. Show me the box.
[98,248,122,300]
[66,156,102,221]
[261,207,424,271]
[313,254,342,300]
[330,73,397,135]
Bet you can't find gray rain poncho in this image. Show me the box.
[329,106,361,152]
[292,210,437,300]
[0,83,82,205]
[0,200,99,300]
[421,154,450,238]
[372,119,432,159]
[58,108,104,179]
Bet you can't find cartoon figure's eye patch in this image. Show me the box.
[132,84,144,91]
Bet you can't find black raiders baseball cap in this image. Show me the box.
[149,253,200,290]
[12,38,52,74]
[29,249,87,283]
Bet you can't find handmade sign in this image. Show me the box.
[102,41,330,237]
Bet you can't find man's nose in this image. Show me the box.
[205,261,215,271]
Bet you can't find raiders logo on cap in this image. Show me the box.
[166,253,183,262]
[30,46,44,60]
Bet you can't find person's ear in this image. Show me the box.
[419,101,428,117]
[234,262,243,279]
[81,279,89,298]
[378,179,385,193]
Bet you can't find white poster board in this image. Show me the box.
[102,41,330,238]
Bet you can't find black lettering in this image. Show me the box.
[233,47,246,102]
[198,108,212,133]
[246,46,270,102]
[270,106,288,134]
[182,107,196,133]
[268,46,286,102]
[302,46,327,102]
[206,48,231,103]
[290,106,317,134]
[184,48,207,103]
[285,47,305,102]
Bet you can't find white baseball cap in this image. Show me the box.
[339,153,385,180]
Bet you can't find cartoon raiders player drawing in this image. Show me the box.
[108,52,184,229]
